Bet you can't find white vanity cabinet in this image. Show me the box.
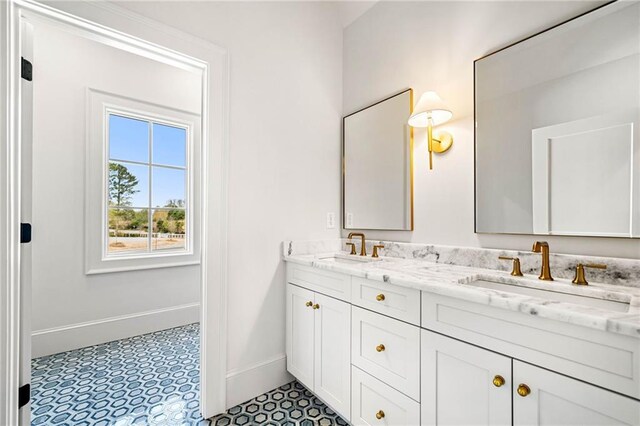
[285,283,351,420]
[421,329,640,426]
[285,261,640,426]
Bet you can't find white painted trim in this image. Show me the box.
[225,354,294,409]
[85,89,202,274]
[1,0,229,422]
[31,303,200,358]
[1,0,21,424]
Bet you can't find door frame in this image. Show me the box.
[0,0,230,423]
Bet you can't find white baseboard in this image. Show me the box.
[226,354,294,409]
[31,302,200,358]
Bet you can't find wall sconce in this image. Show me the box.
[407,91,453,170]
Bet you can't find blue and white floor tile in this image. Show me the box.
[210,381,349,426]
[31,323,348,425]
[31,323,204,426]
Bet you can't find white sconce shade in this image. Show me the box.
[407,91,453,127]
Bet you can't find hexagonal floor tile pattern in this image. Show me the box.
[31,323,348,425]
[211,381,349,426]
[31,323,208,425]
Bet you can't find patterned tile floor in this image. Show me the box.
[31,323,348,425]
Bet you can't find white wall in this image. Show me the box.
[112,1,344,405]
[343,1,640,259]
[31,19,202,357]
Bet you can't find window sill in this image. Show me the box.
[86,257,200,275]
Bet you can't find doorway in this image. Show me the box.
[0,1,229,424]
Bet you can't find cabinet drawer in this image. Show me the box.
[287,263,351,302]
[351,276,420,325]
[351,366,420,426]
[352,306,420,400]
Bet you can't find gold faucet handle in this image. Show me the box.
[572,263,607,286]
[372,244,384,258]
[585,263,607,270]
[498,256,523,277]
[346,242,357,255]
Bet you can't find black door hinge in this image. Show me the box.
[18,384,30,408]
[21,57,32,81]
[20,223,31,244]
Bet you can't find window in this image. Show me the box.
[87,90,200,274]
[106,112,189,256]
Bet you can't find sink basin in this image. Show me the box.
[466,278,630,313]
[316,253,380,264]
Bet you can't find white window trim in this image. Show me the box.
[87,89,202,274]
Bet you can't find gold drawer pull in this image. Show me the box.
[312,304,320,310]
[517,383,531,397]
[375,410,385,420]
[376,344,385,352]
[376,294,385,302]
[492,375,505,387]
[305,301,313,307]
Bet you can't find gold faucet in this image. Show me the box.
[347,232,367,256]
[532,241,553,281]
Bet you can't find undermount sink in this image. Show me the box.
[465,278,630,313]
[316,253,380,264]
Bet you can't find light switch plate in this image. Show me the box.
[346,212,354,228]
[326,212,336,229]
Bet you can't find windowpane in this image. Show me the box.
[109,162,149,208]
[152,167,185,208]
[109,115,149,163]
[152,209,186,251]
[153,123,186,167]
[107,208,149,253]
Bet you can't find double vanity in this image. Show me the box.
[302,3,640,424]
[284,238,640,425]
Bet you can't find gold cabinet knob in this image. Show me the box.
[376,294,385,302]
[517,383,531,397]
[376,344,385,352]
[312,304,320,310]
[305,301,313,307]
[492,375,505,387]
[375,410,385,420]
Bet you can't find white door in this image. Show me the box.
[19,20,34,426]
[421,330,511,426]
[314,293,351,421]
[514,361,640,426]
[285,284,315,390]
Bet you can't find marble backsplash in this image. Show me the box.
[283,239,640,287]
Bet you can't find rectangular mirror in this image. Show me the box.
[343,89,413,230]
[475,1,640,238]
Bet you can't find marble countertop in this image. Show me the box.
[284,251,640,338]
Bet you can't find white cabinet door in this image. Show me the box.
[286,284,315,390]
[514,361,640,426]
[314,293,351,421]
[421,330,511,426]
